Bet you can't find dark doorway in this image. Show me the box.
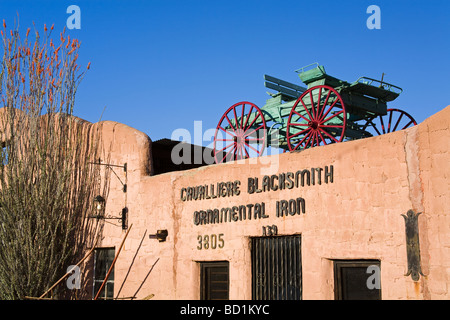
[200,261,229,300]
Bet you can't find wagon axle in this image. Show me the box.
[309,121,319,130]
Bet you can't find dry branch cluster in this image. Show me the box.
[0,20,100,299]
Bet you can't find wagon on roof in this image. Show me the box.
[212,63,417,164]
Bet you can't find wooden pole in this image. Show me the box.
[94,224,133,300]
[25,296,54,300]
[38,237,99,299]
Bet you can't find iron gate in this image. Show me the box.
[251,235,302,300]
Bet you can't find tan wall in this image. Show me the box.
[96,105,450,300]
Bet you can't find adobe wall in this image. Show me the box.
[96,105,450,300]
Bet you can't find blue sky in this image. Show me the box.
[2,0,449,146]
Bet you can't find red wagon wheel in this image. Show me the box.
[287,85,346,152]
[213,101,267,163]
[362,108,417,135]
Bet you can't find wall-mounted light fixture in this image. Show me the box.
[89,195,128,230]
[88,159,129,230]
[149,230,168,242]
[93,195,106,212]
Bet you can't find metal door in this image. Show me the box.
[251,235,302,300]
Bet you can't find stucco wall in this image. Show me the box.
[96,105,450,300]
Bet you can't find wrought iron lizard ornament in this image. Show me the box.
[402,209,424,281]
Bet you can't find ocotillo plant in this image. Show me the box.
[0,20,106,299]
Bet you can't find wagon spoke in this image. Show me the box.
[233,106,240,129]
[387,109,394,133]
[319,127,339,143]
[315,87,323,120]
[392,112,404,132]
[243,144,250,158]
[309,131,317,148]
[218,126,236,138]
[314,131,320,147]
[317,130,327,145]
[242,106,254,130]
[322,110,344,124]
[319,98,339,123]
[310,89,316,119]
[240,144,248,160]
[216,142,236,154]
[304,130,314,148]
[293,130,313,151]
[402,120,414,130]
[309,131,315,147]
[222,144,237,163]
[379,114,386,134]
[315,131,321,147]
[234,144,240,160]
[225,114,237,134]
[287,127,311,139]
[298,134,310,150]
[243,124,265,138]
[244,141,261,154]
[240,103,245,129]
[236,144,243,159]
[300,97,313,120]
[318,88,330,120]
[245,112,261,133]
[292,109,310,122]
